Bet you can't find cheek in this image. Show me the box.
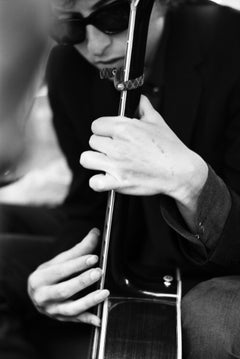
[113,31,128,53]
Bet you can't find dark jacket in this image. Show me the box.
[47,4,240,281]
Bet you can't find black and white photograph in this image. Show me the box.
[1,0,240,358]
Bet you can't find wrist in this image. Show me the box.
[174,152,209,213]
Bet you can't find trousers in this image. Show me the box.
[1,204,240,359]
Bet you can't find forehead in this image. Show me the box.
[53,0,117,16]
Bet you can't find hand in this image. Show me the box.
[80,95,208,208]
[28,228,109,326]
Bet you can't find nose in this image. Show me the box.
[86,25,111,57]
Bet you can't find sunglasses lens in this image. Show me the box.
[95,2,129,34]
[51,1,130,45]
[51,20,85,45]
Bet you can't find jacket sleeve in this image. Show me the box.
[161,167,232,263]
[161,73,240,270]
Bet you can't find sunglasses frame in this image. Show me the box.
[52,0,130,45]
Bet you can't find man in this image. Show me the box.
[2,0,240,358]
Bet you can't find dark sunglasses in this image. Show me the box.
[51,1,130,45]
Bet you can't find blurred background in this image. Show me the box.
[0,87,72,206]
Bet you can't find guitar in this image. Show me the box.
[90,1,182,358]
[97,270,182,359]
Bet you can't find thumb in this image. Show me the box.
[138,95,158,123]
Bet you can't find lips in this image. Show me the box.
[95,57,124,67]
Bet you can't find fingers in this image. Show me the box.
[29,256,100,292]
[27,227,110,327]
[56,312,101,327]
[46,289,109,319]
[91,116,118,137]
[89,173,120,192]
[80,150,111,172]
[91,116,138,139]
[89,134,114,155]
[28,228,102,291]
[32,267,103,304]
[38,288,109,326]
[41,228,100,267]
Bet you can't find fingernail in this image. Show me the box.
[86,255,98,266]
[92,228,100,236]
[90,269,102,281]
[96,289,110,300]
[93,317,101,327]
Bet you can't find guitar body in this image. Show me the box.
[94,270,182,359]
[105,297,178,359]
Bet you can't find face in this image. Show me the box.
[53,0,165,71]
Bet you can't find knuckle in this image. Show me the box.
[91,119,98,133]
[119,173,130,186]
[45,304,57,316]
[77,313,92,324]
[91,295,100,307]
[59,305,76,317]
[88,232,98,247]
[55,286,69,299]
[34,289,47,306]
[82,241,94,255]
[90,176,104,191]
[111,161,121,175]
[27,276,34,292]
[112,165,128,184]
[111,145,123,161]
[116,122,128,137]
[77,276,88,290]
[52,266,63,279]
[79,152,86,165]
[28,272,38,292]
[80,151,91,166]
[72,258,83,272]
[89,135,94,148]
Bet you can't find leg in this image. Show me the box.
[0,204,62,359]
[0,204,64,236]
[182,276,240,359]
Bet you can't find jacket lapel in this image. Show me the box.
[163,9,204,147]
